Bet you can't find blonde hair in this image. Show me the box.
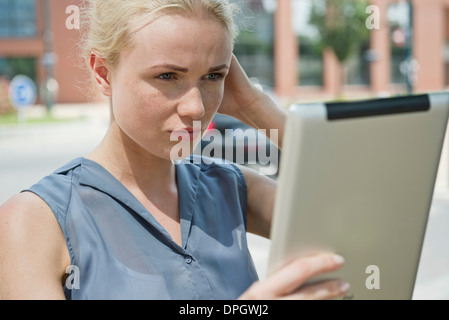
[81,0,239,71]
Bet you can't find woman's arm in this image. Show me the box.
[219,55,287,150]
[0,193,69,300]
[236,164,275,238]
[220,54,285,237]
[222,55,349,300]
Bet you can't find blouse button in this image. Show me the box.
[185,256,193,264]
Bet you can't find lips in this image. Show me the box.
[170,127,202,142]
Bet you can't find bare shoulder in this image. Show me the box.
[0,192,69,299]
[235,164,277,187]
[234,164,277,205]
[0,192,63,242]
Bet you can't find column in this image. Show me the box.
[274,0,298,98]
[369,0,391,95]
[413,0,445,92]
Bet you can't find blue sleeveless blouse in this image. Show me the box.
[23,157,259,300]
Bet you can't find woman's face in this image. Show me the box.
[108,13,234,160]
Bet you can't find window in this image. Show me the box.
[0,56,37,82]
[346,41,371,86]
[231,0,275,87]
[293,0,323,86]
[298,35,324,86]
[387,1,411,85]
[0,56,37,112]
[0,0,37,38]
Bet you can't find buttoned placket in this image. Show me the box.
[78,157,215,298]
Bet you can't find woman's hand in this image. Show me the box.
[219,54,263,119]
[220,54,287,149]
[239,253,349,300]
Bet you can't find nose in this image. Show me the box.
[177,87,205,120]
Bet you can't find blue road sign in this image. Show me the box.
[9,75,37,109]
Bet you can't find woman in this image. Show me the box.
[0,0,349,300]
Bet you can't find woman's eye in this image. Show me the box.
[205,73,225,81]
[158,73,175,80]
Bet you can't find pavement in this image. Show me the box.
[1,103,449,300]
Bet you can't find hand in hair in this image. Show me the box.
[219,54,287,149]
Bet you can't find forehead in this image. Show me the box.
[121,14,233,68]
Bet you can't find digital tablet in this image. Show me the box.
[267,92,449,300]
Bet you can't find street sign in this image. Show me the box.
[9,75,37,109]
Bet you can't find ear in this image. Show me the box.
[90,51,112,97]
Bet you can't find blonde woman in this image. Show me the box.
[0,0,349,300]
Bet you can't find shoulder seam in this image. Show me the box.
[62,168,76,267]
[200,162,249,229]
[229,163,248,229]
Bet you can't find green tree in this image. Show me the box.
[309,0,371,97]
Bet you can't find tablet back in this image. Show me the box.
[268,92,449,300]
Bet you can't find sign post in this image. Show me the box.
[8,75,37,123]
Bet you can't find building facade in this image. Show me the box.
[276,0,449,102]
[0,0,90,104]
[0,0,448,105]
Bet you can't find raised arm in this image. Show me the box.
[219,54,285,238]
[219,55,287,150]
[221,55,349,300]
[0,193,70,300]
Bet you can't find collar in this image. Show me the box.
[77,157,201,251]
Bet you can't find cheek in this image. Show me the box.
[112,78,167,121]
[203,86,225,113]
[111,91,167,139]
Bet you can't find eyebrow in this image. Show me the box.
[208,64,230,73]
[147,63,229,73]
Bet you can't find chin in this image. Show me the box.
[168,140,201,162]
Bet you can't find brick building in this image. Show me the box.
[0,0,448,104]
[275,0,449,102]
[0,0,89,104]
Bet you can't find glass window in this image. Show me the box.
[231,0,275,87]
[0,0,37,38]
[387,1,411,85]
[0,56,37,112]
[0,56,37,82]
[293,0,324,86]
[346,41,371,85]
[300,0,372,87]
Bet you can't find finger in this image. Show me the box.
[264,253,345,297]
[280,280,350,301]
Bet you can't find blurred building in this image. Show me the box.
[0,0,89,104]
[0,0,448,105]
[275,0,449,102]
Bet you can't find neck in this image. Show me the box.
[87,121,177,196]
